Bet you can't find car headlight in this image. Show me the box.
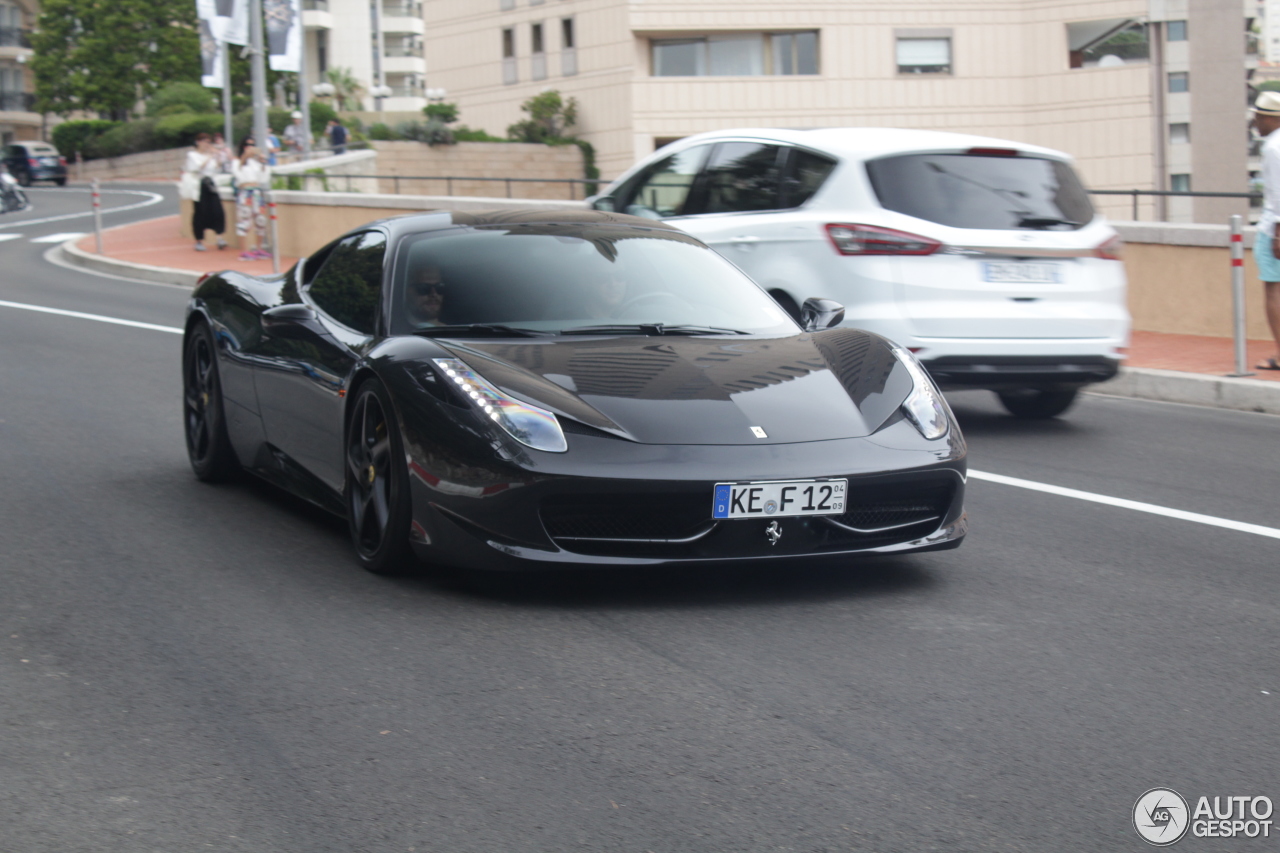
[892,346,951,440]
[434,357,568,453]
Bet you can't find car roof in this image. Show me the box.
[662,127,1074,163]
[363,208,684,240]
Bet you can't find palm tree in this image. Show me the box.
[324,68,367,112]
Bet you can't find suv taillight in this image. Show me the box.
[1093,235,1123,261]
[28,158,38,167]
[825,223,942,256]
[58,156,67,166]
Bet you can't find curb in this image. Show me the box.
[61,233,200,288]
[1090,367,1280,415]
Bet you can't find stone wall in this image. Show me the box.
[367,141,587,201]
[75,148,189,182]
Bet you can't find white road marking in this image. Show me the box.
[0,190,164,230]
[968,469,1280,541]
[0,293,1275,544]
[0,299,182,335]
[0,234,21,242]
[41,244,193,290]
[30,232,86,243]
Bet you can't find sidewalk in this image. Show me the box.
[68,214,298,284]
[57,214,1280,415]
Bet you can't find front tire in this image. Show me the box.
[54,178,66,187]
[345,379,414,575]
[183,323,240,481]
[996,387,1079,419]
[17,169,31,188]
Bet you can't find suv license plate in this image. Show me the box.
[982,261,1062,283]
[712,479,847,520]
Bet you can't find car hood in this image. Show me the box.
[441,330,914,445]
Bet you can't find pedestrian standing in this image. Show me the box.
[1252,91,1280,371]
[282,110,308,158]
[233,138,271,261]
[180,133,227,252]
[327,118,348,155]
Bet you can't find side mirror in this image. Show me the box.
[589,195,616,212]
[261,303,320,339]
[800,298,845,332]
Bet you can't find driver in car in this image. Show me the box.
[406,264,447,328]
[582,272,627,319]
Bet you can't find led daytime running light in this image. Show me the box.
[433,358,568,453]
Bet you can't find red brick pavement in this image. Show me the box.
[75,214,298,277]
[75,216,1280,381]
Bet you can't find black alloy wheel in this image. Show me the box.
[17,168,31,188]
[345,379,413,574]
[54,177,66,187]
[183,323,240,480]
[996,387,1080,419]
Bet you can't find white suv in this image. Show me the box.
[591,128,1129,418]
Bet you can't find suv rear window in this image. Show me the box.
[865,153,1094,230]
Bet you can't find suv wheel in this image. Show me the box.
[996,388,1079,419]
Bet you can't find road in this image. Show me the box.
[2,186,1278,852]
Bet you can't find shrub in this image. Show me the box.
[453,125,507,143]
[146,82,219,118]
[154,113,225,149]
[308,100,337,136]
[51,120,120,157]
[368,122,397,141]
[83,119,159,160]
[423,102,459,124]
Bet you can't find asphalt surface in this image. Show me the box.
[2,186,1278,852]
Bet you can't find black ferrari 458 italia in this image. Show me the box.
[183,210,967,573]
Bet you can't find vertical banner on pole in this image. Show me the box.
[196,0,225,89]
[218,0,249,46]
[266,0,303,72]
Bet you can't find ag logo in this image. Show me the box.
[1134,788,1190,846]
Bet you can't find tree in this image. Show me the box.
[423,101,459,124]
[146,81,218,117]
[324,67,366,112]
[506,90,578,143]
[31,0,201,119]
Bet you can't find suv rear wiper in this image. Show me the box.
[412,324,552,338]
[558,323,749,336]
[1017,216,1080,229]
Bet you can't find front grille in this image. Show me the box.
[823,480,955,545]
[541,493,711,543]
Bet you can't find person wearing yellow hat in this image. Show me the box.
[1253,91,1280,370]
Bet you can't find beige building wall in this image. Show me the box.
[424,0,1244,222]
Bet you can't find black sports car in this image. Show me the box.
[183,210,967,573]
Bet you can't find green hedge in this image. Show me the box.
[51,120,120,157]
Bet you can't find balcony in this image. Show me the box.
[382,54,426,75]
[0,90,37,114]
[0,26,33,60]
[381,1,421,16]
[302,8,332,30]
[302,0,327,9]
[380,15,423,35]
[384,42,423,58]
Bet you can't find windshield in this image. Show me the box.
[864,153,1095,231]
[389,224,796,336]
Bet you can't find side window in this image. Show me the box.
[781,148,837,209]
[620,145,710,218]
[699,142,784,214]
[307,231,387,335]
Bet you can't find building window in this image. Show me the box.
[896,38,951,74]
[1067,19,1148,68]
[1169,123,1190,144]
[1170,174,1191,193]
[772,32,818,75]
[651,31,819,76]
[499,0,514,10]
[1168,71,1188,92]
[502,28,517,85]
[1166,20,1187,41]
[531,22,546,80]
[561,17,577,76]
[316,29,328,74]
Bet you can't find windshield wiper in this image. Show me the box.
[558,323,749,336]
[412,324,552,338]
[1016,215,1080,229]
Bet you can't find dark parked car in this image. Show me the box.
[3,141,67,186]
[183,210,967,573]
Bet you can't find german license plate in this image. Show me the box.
[712,479,847,520]
[981,261,1062,283]
[40,157,58,166]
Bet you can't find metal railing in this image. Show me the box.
[301,0,328,9]
[0,26,31,48]
[384,44,424,58]
[284,172,598,200]
[381,1,421,17]
[1088,189,1261,221]
[0,91,35,112]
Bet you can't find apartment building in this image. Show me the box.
[301,0,427,112]
[423,0,1251,223]
[0,0,38,145]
